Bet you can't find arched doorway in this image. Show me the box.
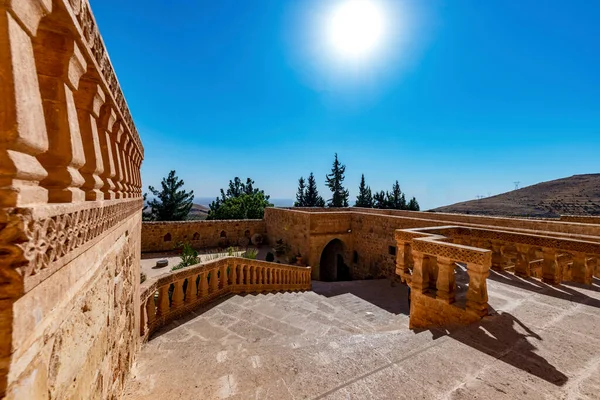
[319,239,351,281]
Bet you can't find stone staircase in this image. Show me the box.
[123,278,600,399]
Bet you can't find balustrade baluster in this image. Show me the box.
[220,264,227,289]
[210,268,219,292]
[140,301,147,336]
[185,276,197,304]
[171,280,184,309]
[0,5,50,207]
[75,79,106,201]
[145,295,156,325]
[199,272,208,298]
[157,286,169,317]
[97,107,117,199]
[35,31,88,203]
[230,264,237,286]
[252,265,257,285]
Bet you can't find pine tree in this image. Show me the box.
[407,197,420,211]
[355,174,373,207]
[325,153,349,207]
[386,180,404,209]
[304,172,325,207]
[373,190,388,209]
[294,177,306,207]
[147,170,194,221]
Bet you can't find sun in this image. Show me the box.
[326,0,388,61]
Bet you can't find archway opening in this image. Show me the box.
[319,239,351,281]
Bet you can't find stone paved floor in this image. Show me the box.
[123,275,600,399]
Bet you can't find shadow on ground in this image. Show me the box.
[311,279,410,315]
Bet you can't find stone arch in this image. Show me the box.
[319,238,351,282]
[163,233,171,242]
[220,230,227,238]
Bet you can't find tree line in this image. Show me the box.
[144,154,419,221]
[295,153,420,211]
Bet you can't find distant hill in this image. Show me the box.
[188,203,209,220]
[432,174,600,218]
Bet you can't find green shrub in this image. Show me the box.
[173,241,199,271]
[243,248,259,260]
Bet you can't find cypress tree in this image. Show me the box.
[355,174,373,207]
[294,177,306,207]
[325,153,349,207]
[305,172,325,207]
[147,170,194,221]
[386,180,403,209]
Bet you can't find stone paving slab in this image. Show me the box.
[123,278,600,399]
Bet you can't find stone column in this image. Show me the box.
[171,280,184,309]
[514,244,531,278]
[436,257,456,304]
[120,135,132,198]
[491,241,506,271]
[541,248,561,285]
[466,262,490,317]
[75,79,105,200]
[185,276,197,303]
[0,3,51,207]
[97,106,117,199]
[35,28,88,203]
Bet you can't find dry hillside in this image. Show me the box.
[432,174,600,218]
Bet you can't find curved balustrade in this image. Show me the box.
[139,257,312,341]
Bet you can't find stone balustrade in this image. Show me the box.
[0,0,143,209]
[139,257,312,340]
[396,226,600,329]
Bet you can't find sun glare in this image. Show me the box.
[326,0,388,61]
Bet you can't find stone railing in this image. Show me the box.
[396,226,600,329]
[139,258,312,340]
[1,0,143,208]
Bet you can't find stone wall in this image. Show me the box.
[560,215,600,225]
[263,208,600,282]
[0,0,144,397]
[6,203,142,399]
[141,220,267,252]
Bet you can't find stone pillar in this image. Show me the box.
[428,256,439,290]
[466,262,490,317]
[97,106,117,199]
[571,253,591,285]
[34,28,88,203]
[411,252,429,293]
[491,241,506,271]
[210,268,219,292]
[542,248,561,285]
[75,79,105,200]
[0,2,51,207]
[120,135,132,198]
[514,244,531,278]
[436,257,456,304]
[145,296,156,325]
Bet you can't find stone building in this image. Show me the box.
[1,1,600,399]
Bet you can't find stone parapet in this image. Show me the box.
[141,219,267,252]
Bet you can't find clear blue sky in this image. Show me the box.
[90,0,599,210]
